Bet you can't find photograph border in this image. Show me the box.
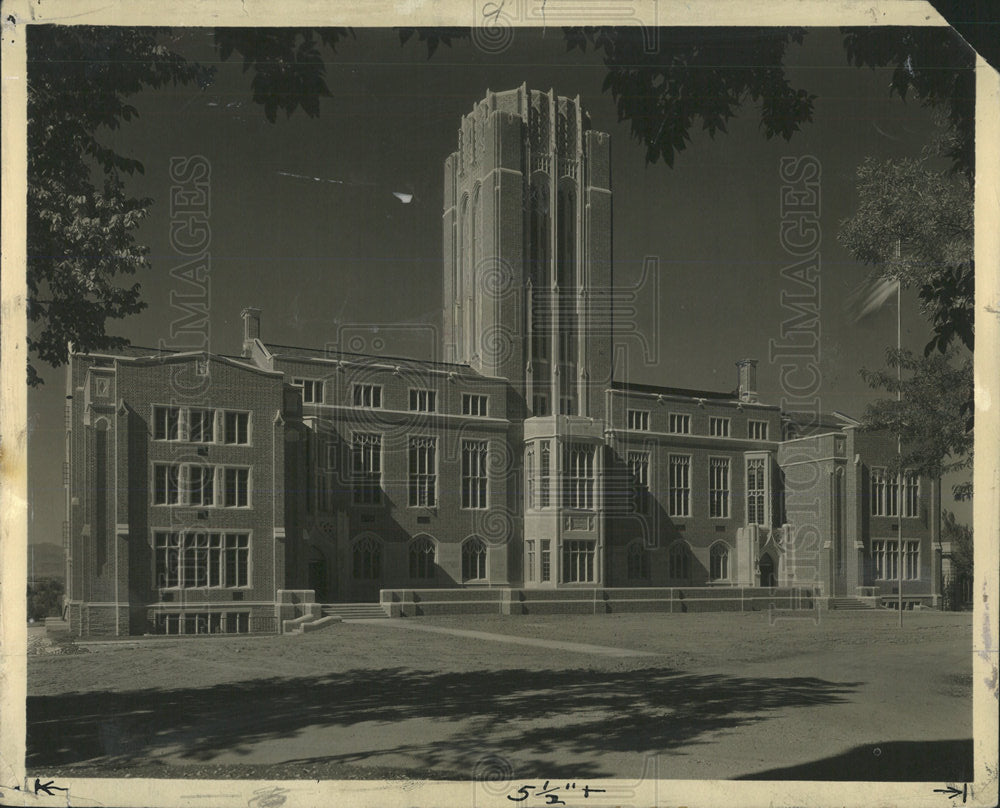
[1,2,997,806]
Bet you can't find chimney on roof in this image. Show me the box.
[736,358,758,403]
[241,307,261,358]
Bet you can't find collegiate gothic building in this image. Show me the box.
[62,87,943,636]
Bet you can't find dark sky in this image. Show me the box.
[26,26,973,545]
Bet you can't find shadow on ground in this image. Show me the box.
[737,738,974,781]
[30,666,864,778]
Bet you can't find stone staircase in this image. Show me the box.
[321,603,391,621]
[829,597,877,611]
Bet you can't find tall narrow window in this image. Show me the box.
[223,468,249,508]
[153,464,181,505]
[904,473,919,517]
[562,540,595,583]
[223,411,249,445]
[351,433,382,505]
[188,465,215,507]
[709,458,730,518]
[540,539,551,582]
[462,440,488,509]
[525,446,535,510]
[409,537,436,579]
[668,455,690,517]
[153,406,181,441]
[525,539,536,583]
[873,539,899,580]
[871,467,887,516]
[539,441,551,507]
[746,457,767,526]
[189,409,215,443]
[408,437,437,507]
[903,540,919,580]
[462,537,487,581]
[564,443,595,509]
[628,451,650,514]
[710,543,730,580]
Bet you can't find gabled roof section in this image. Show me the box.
[610,379,738,402]
[77,346,283,378]
[263,342,474,371]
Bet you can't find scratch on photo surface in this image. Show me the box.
[980,582,999,698]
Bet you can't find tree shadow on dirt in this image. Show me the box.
[29,666,860,779]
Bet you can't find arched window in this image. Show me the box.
[409,536,436,580]
[462,537,488,582]
[668,541,691,581]
[352,535,382,580]
[626,540,650,581]
[710,542,731,581]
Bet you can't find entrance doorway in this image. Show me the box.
[759,553,776,587]
[308,559,328,602]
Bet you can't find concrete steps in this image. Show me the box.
[321,603,390,620]
[829,597,876,610]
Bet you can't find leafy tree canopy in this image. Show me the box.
[860,348,973,499]
[838,148,973,356]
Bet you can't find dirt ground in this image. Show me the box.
[26,610,973,782]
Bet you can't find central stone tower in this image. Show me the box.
[442,85,613,419]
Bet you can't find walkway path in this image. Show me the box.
[347,618,661,657]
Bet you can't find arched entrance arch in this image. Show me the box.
[759,552,777,588]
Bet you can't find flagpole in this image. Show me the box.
[897,280,903,627]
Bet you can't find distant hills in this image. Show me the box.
[28,543,65,582]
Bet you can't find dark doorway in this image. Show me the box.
[759,554,776,587]
[308,559,328,602]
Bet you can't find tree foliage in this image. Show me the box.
[562,27,815,166]
[214,28,353,121]
[27,577,65,621]
[26,26,212,385]
[940,509,973,609]
[860,348,973,499]
[838,151,974,356]
[842,27,976,175]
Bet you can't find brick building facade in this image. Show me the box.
[62,87,943,636]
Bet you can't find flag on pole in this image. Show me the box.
[846,273,901,322]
